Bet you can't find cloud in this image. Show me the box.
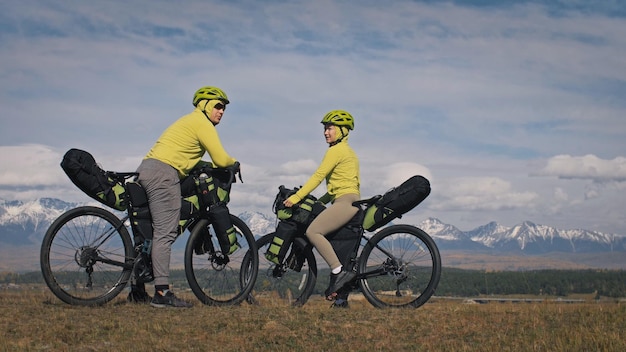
[430,177,539,212]
[0,144,144,202]
[532,154,626,182]
[1,1,626,234]
[553,187,569,203]
[383,162,433,189]
[279,159,318,176]
[0,145,66,186]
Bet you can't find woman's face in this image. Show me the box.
[324,124,337,144]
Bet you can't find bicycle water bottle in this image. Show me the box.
[197,173,207,195]
[197,172,213,207]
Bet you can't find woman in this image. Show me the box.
[283,110,360,301]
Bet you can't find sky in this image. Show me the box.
[1,0,625,235]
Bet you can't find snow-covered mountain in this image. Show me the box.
[0,198,77,246]
[423,217,626,254]
[237,211,277,237]
[1,198,625,255]
[465,220,626,254]
[418,218,487,251]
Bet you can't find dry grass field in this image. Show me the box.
[1,286,625,352]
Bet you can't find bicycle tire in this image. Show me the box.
[244,233,318,307]
[40,206,134,306]
[184,215,258,305]
[358,224,441,308]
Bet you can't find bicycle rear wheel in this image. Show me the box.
[245,233,317,307]
[184,215,258,305]
[358,224,441,308]
[40,206,134,306]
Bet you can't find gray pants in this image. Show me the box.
[136,158,181,287]
[306,193,359,270]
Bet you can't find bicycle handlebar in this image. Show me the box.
[202,161,242,187]
[106,161,243,192]
[224,161,242,184]
[277,184,382,209]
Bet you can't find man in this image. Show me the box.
[131,86,238,308]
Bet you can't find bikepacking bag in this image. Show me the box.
[191,164,238,255]
[125,180,154,282]
[126,181,153,245]
[327,209,363,268]
[273,186,326,225]
[60,148,127,211]
[209,203,238,255]
[265,220,298,264]
[191,162,233,205]
[177,195,200,235]
[178,175,201,233]
[363,175,431,232]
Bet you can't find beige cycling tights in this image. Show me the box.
[305,193,359,271]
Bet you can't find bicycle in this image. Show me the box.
[40,161,258,306]
[243,185,441,308]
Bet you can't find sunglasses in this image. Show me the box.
[214,102,226,111]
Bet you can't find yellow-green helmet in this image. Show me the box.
[192,86,230,107]
[321,110,354,130]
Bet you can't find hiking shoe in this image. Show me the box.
[127,288,152,304]
[150,290,193,308]
[325,270,355,301]
[330,298,349,309]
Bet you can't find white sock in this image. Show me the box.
[331,266,342,274]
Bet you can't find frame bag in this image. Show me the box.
[363,175,431,232]
[125,181,154,282]
[60,148,127,211]
[328,209,363,268]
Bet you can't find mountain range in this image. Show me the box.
[1,198,626,272]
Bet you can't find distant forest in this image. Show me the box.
[4,268,625,298]
[434,268,626,298]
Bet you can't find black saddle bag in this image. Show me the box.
[363,175,430,232]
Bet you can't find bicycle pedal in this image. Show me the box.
[271,265,286,278]
[213,254,230,266]
[133,254,154,282]
[285,250,304,271]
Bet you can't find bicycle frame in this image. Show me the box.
[353,234,401,280]
[292,221,405,282]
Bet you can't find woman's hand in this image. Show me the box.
[283,199,294,208]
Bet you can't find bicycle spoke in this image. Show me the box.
[185,216,258,305]
[246,234,317,307]
[41,207,134,306]
[358,225,441,308]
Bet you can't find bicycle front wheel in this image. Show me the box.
[245,234,317,307]
[184,215,258,305]
[40,206,134,306]
[358,224,441,308]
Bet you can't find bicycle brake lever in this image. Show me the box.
[237,168,243,183]
[234,162,243,183]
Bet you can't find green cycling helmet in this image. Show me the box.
[193,86,230,107]
[321,110,354,130]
